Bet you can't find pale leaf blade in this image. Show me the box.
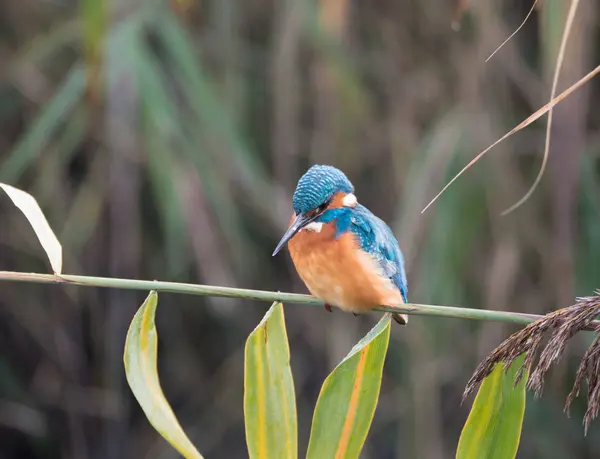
[0,183,62,274]
[124,291,203,459]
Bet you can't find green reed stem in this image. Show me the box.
[0,270,570,327]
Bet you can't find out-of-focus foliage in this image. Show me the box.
[0,0,599,458]
[244,302,297,459]
[457,354,528,459]
[124,291,203,459]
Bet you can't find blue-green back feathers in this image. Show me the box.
[333,205,408,302]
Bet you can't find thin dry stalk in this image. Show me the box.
[485,0,540,62]
[501,0,580,215]
[422,63,600,214]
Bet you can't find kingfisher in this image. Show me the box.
[272,165,408,325]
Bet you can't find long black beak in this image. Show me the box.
[272,212,314,256]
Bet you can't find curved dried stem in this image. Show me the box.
[485,0,540,63]
[501,0,581,215]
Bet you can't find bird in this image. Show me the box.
[272,165,408,325]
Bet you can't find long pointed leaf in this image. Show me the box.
[124,291,203,459]
[456,354,528,459]
[306,314,391,459]
[244,302,297,459]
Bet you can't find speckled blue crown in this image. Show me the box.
[292,165,354,213]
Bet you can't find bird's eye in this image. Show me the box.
[308,198,332,218]
[315,199,331,215]
[308,204,325,218]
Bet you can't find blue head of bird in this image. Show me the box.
[272,165,355,256]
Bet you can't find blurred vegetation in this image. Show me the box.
[0,0,599,458]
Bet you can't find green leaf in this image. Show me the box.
[456,354,528,459]
[244,302,297,459]
[124,291,203,459]
[306,314,391,459]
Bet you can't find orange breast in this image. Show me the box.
[287,219,404,313]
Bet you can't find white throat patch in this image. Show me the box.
[303,222,323,233]
[342,193,358,207]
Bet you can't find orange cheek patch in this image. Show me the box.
[328,192,349,209]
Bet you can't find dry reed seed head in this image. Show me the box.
[463,293,600,425]
[566,324,600,434]
[516,334,542,385]
[528,298,600,397]
[462,321,548,401]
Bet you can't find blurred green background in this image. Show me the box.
[0,0,599,458]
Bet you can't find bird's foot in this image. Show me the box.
[324,304,333,313]
[353,312,360,317]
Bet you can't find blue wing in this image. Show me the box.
[337,205,408,302]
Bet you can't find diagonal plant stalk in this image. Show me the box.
[0,270,597,329]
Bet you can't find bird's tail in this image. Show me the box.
[392,313,408,325]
